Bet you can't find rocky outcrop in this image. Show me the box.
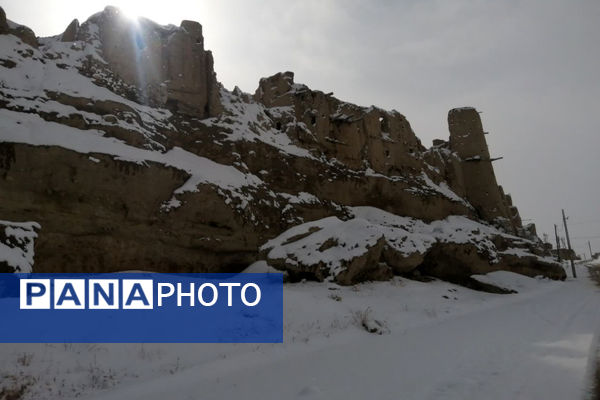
[0,7,8,34]
[260,207,566,285]
[444,107,529,236]
[0,218,39,273]
[60,19,79,42]
[448,108,511,225]
[416,243,565,286]
[0,142,264,273]
[255,71,424,173]
[551,248,579,261]
[0,7,561,286]
[496,252,566,280]
[0,7,37,48]
[72,6,222,117]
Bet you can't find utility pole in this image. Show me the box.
[554,224,561,263]
[562,209,577,278]
[589,241,593,260]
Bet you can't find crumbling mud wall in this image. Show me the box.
[0,6,561,283]
[63,6,222,118]
[447,108,522,232]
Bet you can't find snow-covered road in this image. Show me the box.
[78,269,600,400]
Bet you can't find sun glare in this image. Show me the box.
[99,1,206,30]
[114,1,151,20]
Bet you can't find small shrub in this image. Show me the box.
[328,293,342,302]
[352,307,390,335]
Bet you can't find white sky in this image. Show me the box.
[3,0,599,257]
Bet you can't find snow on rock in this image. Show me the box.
[499,247,559,265]
[419,171,473,207]
[278,191,321,205]
[0,8,557,282]
[471,270,549,292]
[261,206,564,285]
[0,109,265,209]
[242,260,283,274]
[201,88,314,159]
[262,215,387,283]
[0,220,40,272]
[0,33,175,150]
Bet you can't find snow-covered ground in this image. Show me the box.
[1,264,599,400]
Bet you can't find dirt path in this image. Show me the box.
[84,273,600,400]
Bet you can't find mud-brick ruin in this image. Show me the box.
[0,6,566,283]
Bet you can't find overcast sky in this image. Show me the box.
[3,0,599,256]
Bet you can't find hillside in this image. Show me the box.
[3,6,600,400]
[1,267,599,399]
[0,6,564,284]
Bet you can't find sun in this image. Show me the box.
[112,1,157,20]
[100,1,206,29]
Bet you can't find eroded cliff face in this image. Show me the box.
[447,108,522,231]
[62,6,222,118]
[0,7,37,48]
[0,6,565,283]
[254,71,424,174]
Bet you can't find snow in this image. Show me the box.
[0,32,477,218]
[261,206,526,278]
[0,33,175,149]
[420,172,473,208]
[0,220,40,272]
[1,35,138,111]
[263,216,383,276]
[362,168,472,210]
[587,255,600,266]
[471,270,550,292]
[201,88,313,159]
[1,267,598,399]
[242,260,282,274]
[0,109,265,207]
[160,197,182,212]
[500,247,559,265]
[450,107,477,113]
[0,14,597,400]
[278,191,321,205]
[380,131,394,142]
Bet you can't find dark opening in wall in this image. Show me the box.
[311,115,316,125]
[379,116,387,132]
[276,122,282,131]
